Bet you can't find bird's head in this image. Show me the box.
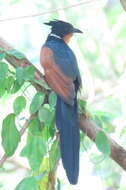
[44,19,83,43]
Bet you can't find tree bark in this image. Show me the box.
[120,0,126,11]
[79,115,126,170]
[0,36,126,171]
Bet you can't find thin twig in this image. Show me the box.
[0,0,97,22]
[0,114,36,167]
[0,154,7,167]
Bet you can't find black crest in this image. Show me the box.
[44,19,83,37]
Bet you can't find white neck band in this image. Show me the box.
[49,33,62,39]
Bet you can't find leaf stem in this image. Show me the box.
[0,114,36,167]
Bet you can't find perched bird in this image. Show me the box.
[40,20,82,184]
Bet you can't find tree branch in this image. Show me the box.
[0,37,48,93]
[79,115,126,170]
[120,0,126,11]
[0,36,126,171]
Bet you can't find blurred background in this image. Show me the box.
[0,0,126,189]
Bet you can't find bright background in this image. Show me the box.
[0,0,126,189]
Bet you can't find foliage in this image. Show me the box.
[15,177,39,190]
[13,96,26,115]
[0,0,126,189]
[0,42,113,190]
[20,136,46,171]
[0,51,59,189]
[2,113,20,156]
[30,92,45,114]
[95,131,110,156]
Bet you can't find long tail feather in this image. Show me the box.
[56,95,80,184]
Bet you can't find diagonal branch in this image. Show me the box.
[120,0,126,11]
[79,115,126,170]
[0,37,48,93]
[0,36,126,171]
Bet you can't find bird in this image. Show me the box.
[40,19,82,185]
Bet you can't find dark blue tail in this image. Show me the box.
[56,95,80,184]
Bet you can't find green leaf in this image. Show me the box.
[16,66,35,84]
[30,92,45,114]
[0,52,5,61]
[29,118,43,136]
[2,114,20,156]
[78,99,87,114]
[92,111,115,132]
[5,76,15,93]
[13,96,26,115]
[48,123,55,138]
[7,49,25,59]
[0,62,8,80]
[0,87,6,97]
[57,178,61,190]
[23,66,35,81]
[49,140,60,170]
[20,136,46,170]
[15,177,39,190]
[38,105,54,125]
[49,92,57,107]
[38,106,50,123]
[0,77,15,96]
[95,131,110,156]
[0,79,7,97]
[16,67,24,85]
[11,80,22,94]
